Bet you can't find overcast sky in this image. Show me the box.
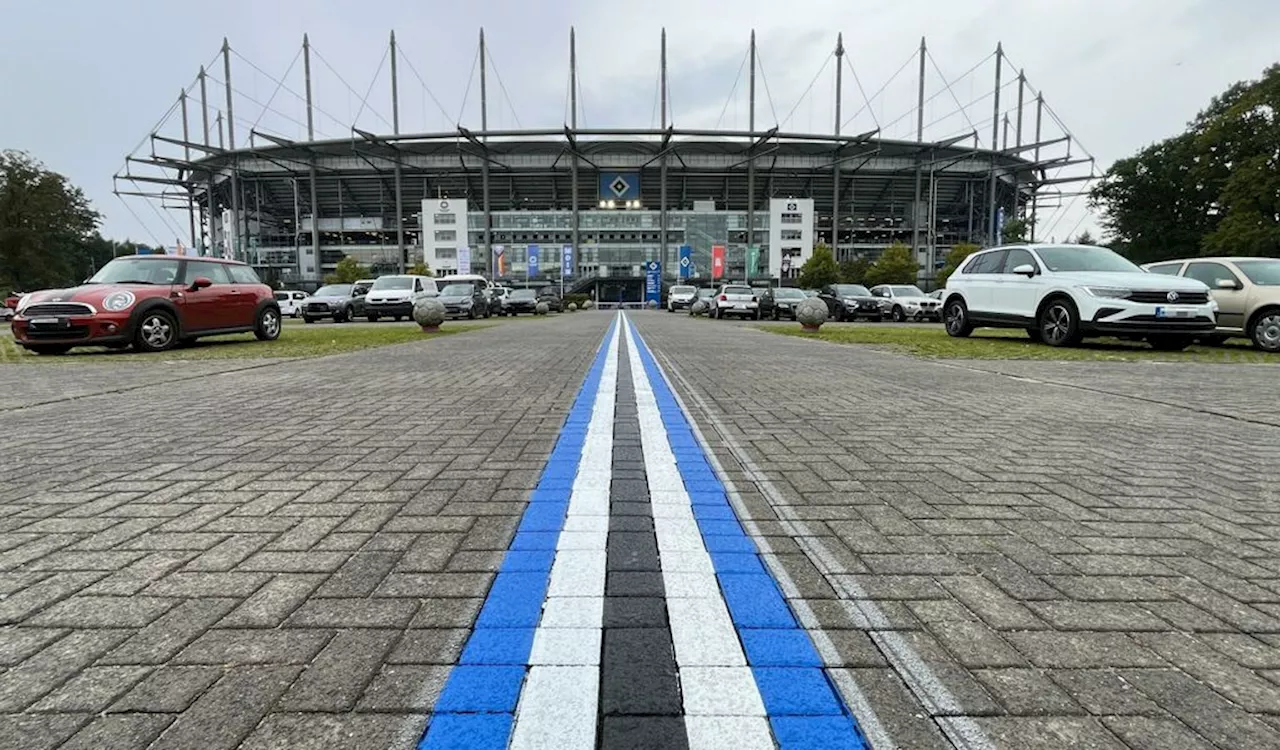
[2,0,1276,245]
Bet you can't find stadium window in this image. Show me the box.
[436,248,457,260]
[433,213,456,224]
[780,213,803,224]
[781,229,803,241]
[434,230,456,242]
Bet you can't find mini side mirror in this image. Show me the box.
[190,277,213,291]
[1012,264,1037,277]
[1216,278,1241,290]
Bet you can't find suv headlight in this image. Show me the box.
[1082,286,1132,300]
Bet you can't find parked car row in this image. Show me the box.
[291,274,568,323]
[683,282,942,322]
[940,244,1280,352]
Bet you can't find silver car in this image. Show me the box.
[870,284,941,322]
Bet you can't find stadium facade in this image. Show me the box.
[118,30,1091,299]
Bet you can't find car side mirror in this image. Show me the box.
[190,277,213,291]
[1012,264,1037,277]
[1216,278,1241,290]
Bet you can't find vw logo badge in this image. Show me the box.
[1167,291,1179,302]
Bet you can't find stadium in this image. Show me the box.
[115,29,1096,300]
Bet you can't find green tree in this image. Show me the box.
[796,243,839,288]
[1071,230,1098,246]
[935,243,979,287]
[1000,217,1031,244]
[0,150,101,291]
[865,243,918,286]
[325,255,369,284]
[838,257,870,285]
[1092,64,1280,261]
[409,261,431,277]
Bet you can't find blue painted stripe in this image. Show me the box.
[626,317,870,750]
[419,318,619,750]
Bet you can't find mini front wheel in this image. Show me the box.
[255,307,281,341]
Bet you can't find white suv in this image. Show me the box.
[364,274,438,321]
[942,244,1217,350]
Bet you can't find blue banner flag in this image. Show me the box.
[562,244,573,278]
[645,260,662,306]
[678,245,692,279]
[527,244,540,279]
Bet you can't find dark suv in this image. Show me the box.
[818,284,881,322]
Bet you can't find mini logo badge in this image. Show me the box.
[1167,291,1179,302]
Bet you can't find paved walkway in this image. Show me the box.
[0,312,1277,749]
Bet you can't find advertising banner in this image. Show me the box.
[711,245,725,280]
[747,245,760,277]
[678,245,693,279]
[527,244,540,279]
[562,244,573,278]
[457,245,472,275]
[493,245,506,276]
[645,261,662,306]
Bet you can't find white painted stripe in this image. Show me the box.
[510,314,621,750]
[651,342,996,750]
[622,317,774,744]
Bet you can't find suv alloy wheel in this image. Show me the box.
[1251,309,1280,352]
[1038,298,1081,347]
[943,299,972,338]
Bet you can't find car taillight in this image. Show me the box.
[719,295,727,301]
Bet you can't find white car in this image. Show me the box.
[273,290,309,318]
[941,243,1217,350]
[709,284,760,320]
[870,284,942,322]
[667,284,697,312]
[364,274,438,321]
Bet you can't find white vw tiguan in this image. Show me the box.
[942,244,1217,350]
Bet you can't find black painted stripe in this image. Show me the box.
[598,332,690,750]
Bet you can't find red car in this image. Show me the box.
[10,255,281,355]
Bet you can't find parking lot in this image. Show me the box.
[1,311,1278,749]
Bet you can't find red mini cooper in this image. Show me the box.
[10,255,281,355]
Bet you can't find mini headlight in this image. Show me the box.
[102,291,136,312]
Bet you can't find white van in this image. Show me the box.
[364,274,438,321]
[438,273,492,291]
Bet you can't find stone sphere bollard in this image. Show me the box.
[535,301,549,316]
[691,299,709,317]
[582,299,595,310]
[795,297,829,332]
[567,303,578,312]
[647,299,659,310]
[413,297,446,332]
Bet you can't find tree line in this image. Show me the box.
[1091,64,1280,263]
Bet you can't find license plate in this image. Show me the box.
[29,317,65,327]
[1155,306,1194,319]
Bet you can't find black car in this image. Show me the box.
[759,287,809,320]
[437,282,490,319]
[535,289,564,313]
[817,284,882,322]
[481,288,504,317]
[504,288,539,315]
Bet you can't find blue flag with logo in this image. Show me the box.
[645,260,661,306]
[527,244,540,278]
[562,244,573,278]
[678,245,692,279]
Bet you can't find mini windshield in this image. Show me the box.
[372,277,414,290]
[510,289,538,300]
[313,284,352,297]
[87,258,180,285]
[1035,246,1140,273]
[1235,260,1280,286]
[440,284,474,296]
[890,285,927,297]
[833,284,871,297]
[775,288,806,299]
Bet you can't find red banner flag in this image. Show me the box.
[711,245,725,279]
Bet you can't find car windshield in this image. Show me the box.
[1035,245,1140,273]
[723,286,752,295]
[313,284,351,297]
[833,285,871,297]
[775,288,806,299]
[372,277,413,290]
[441,284,474,296]
[352,282,372,295]
[87,257,180,285]
[510,290,537,300]
[890,285,927,297]
[1235,260,1280,286]
[671,286,696,294]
